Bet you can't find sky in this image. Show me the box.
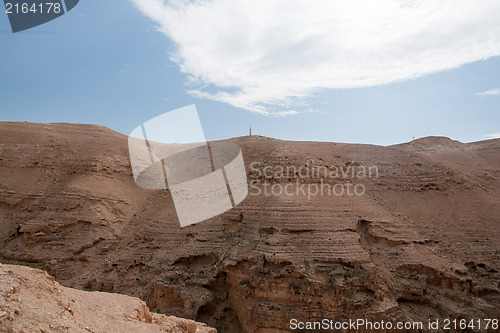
[0,0,499,145]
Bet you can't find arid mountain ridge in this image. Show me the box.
[0,122,499,332]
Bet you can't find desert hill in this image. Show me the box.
[0,122,499,332]
[391,136,466,150]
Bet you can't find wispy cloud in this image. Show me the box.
[486,133,500,139]
[131,0,500,116]
[475,88,500,96]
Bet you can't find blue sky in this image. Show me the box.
[1,0,499,145]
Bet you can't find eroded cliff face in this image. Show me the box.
[0,122,499,332]
[0,263,216,332]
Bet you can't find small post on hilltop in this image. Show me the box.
[249,126,252,136]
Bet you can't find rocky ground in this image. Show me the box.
[0,263,215,332]
[0,122,499,332]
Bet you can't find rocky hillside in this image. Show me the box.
[0,122,499,332]
[0,263,215,332]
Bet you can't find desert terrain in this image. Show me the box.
[0,122,499,332]
[0,263,215,332]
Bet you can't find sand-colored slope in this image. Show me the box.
[0,263,215,332]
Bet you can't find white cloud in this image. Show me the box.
[486,133,500,139]
[131,0,500,115]
[475,88,500,96]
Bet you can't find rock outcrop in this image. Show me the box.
[0,263,215,332]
